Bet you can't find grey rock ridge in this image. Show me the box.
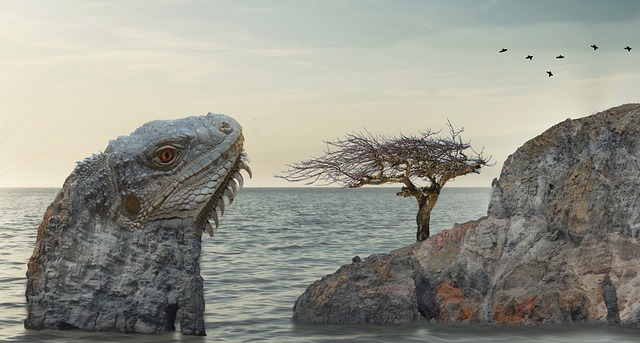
[293,103,640,326]
[25,113,250,335]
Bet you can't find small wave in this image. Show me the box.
[267,244,304,251]
[0,302,24,310]
[0,277,26,284]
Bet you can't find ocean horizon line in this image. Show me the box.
[0,185,492,190]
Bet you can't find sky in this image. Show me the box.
[1,0,639,188]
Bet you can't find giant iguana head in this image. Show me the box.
[25,113,250,335]
[74,112,250,236]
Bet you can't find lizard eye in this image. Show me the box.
[154,146,180,166]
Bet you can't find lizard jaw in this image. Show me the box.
[201,150,251,237]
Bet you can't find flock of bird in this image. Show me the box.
[499,45,633,77]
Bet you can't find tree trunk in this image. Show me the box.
[415,190,440,241]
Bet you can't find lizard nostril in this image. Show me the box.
[219,121,233,134]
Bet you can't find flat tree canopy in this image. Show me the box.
[277,122,490,241]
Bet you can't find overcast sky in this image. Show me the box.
[1,0,639,188]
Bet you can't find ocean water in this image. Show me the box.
[1,187,639,343]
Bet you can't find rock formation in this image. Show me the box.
[293,103,640,326]
[25,113,251,335]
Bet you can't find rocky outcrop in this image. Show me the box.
[292,103,640,326]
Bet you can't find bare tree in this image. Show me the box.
[276,122,490,241]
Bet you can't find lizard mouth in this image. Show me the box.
[195,148,251,237]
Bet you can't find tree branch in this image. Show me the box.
[275,122,490,190]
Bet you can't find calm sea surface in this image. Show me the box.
[1,187,639,342]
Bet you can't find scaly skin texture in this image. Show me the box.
[25,113,250,335]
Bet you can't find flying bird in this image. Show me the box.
[556,55,565,59]
[526,55,533,60]
[499,48,508,53]
[591,44,598,50]
[546,71,553,77]
[625,46,632,52]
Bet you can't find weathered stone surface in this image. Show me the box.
[25,113,250,335]
[293,252,420,324]
[292,103,640,326]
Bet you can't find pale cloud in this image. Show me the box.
[242,48,314,58]
[481,0,501,11]
[435,86,522,99]
[112,26,231,52]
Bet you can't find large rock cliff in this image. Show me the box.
[292,103,640,326]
